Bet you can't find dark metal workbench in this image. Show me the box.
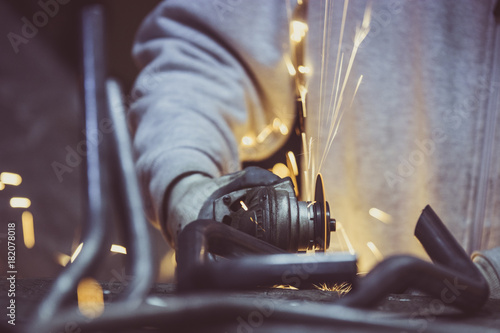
[2,279,500,332]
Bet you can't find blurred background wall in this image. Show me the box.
[0,0,177,282]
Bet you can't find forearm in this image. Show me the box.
[129,0,294,230]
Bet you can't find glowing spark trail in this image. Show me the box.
[0,172,22,186]
[10,197,31,208]
[349,75,363,108]
[250,216,266,232]
[22,211,35,249]
[293,0,372,201]
[110,244,127,254]
[338,222,355,255]
[314,282,352,294]
[369,207,393,224]
[318,3,371,174]
[367,241,384,261]
[319,0,348,162]
[71,243,84,263]
[287,1,372,254]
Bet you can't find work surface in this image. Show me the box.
[2,279,500,332]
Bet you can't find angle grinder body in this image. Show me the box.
[198,168,335,252]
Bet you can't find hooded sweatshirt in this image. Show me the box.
[130,0,500,270]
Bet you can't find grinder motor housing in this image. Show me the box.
[199,175,335,253]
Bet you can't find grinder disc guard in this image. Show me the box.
[314,173,335,252]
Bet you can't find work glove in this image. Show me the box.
[164,166,281,249]
[472,247,500,299]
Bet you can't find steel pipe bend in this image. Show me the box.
[176,219,286,291]
[339,255,489,311]
[340,205,489,312]
[176,220,357,292]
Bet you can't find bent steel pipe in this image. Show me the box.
[340,205,489,312]
[176,220,357,292]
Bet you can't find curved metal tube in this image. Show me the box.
[176,220,357,292]
[340,205,489,312]
[177,219,285,291]
[29,6,110,330]
[415,205,484,279]
[106,79,154,307]
[30,9,155,332]
[45,294,456,333]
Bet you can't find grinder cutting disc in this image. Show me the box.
[314,173,331,251]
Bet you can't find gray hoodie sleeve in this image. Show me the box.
[129,0,295,225]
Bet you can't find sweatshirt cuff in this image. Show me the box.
[141,148,221,232]
[472,247,500,299]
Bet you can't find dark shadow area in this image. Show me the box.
[0,0,166,280]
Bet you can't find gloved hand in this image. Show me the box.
[472,247,500,299]
[163,167,281,248]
